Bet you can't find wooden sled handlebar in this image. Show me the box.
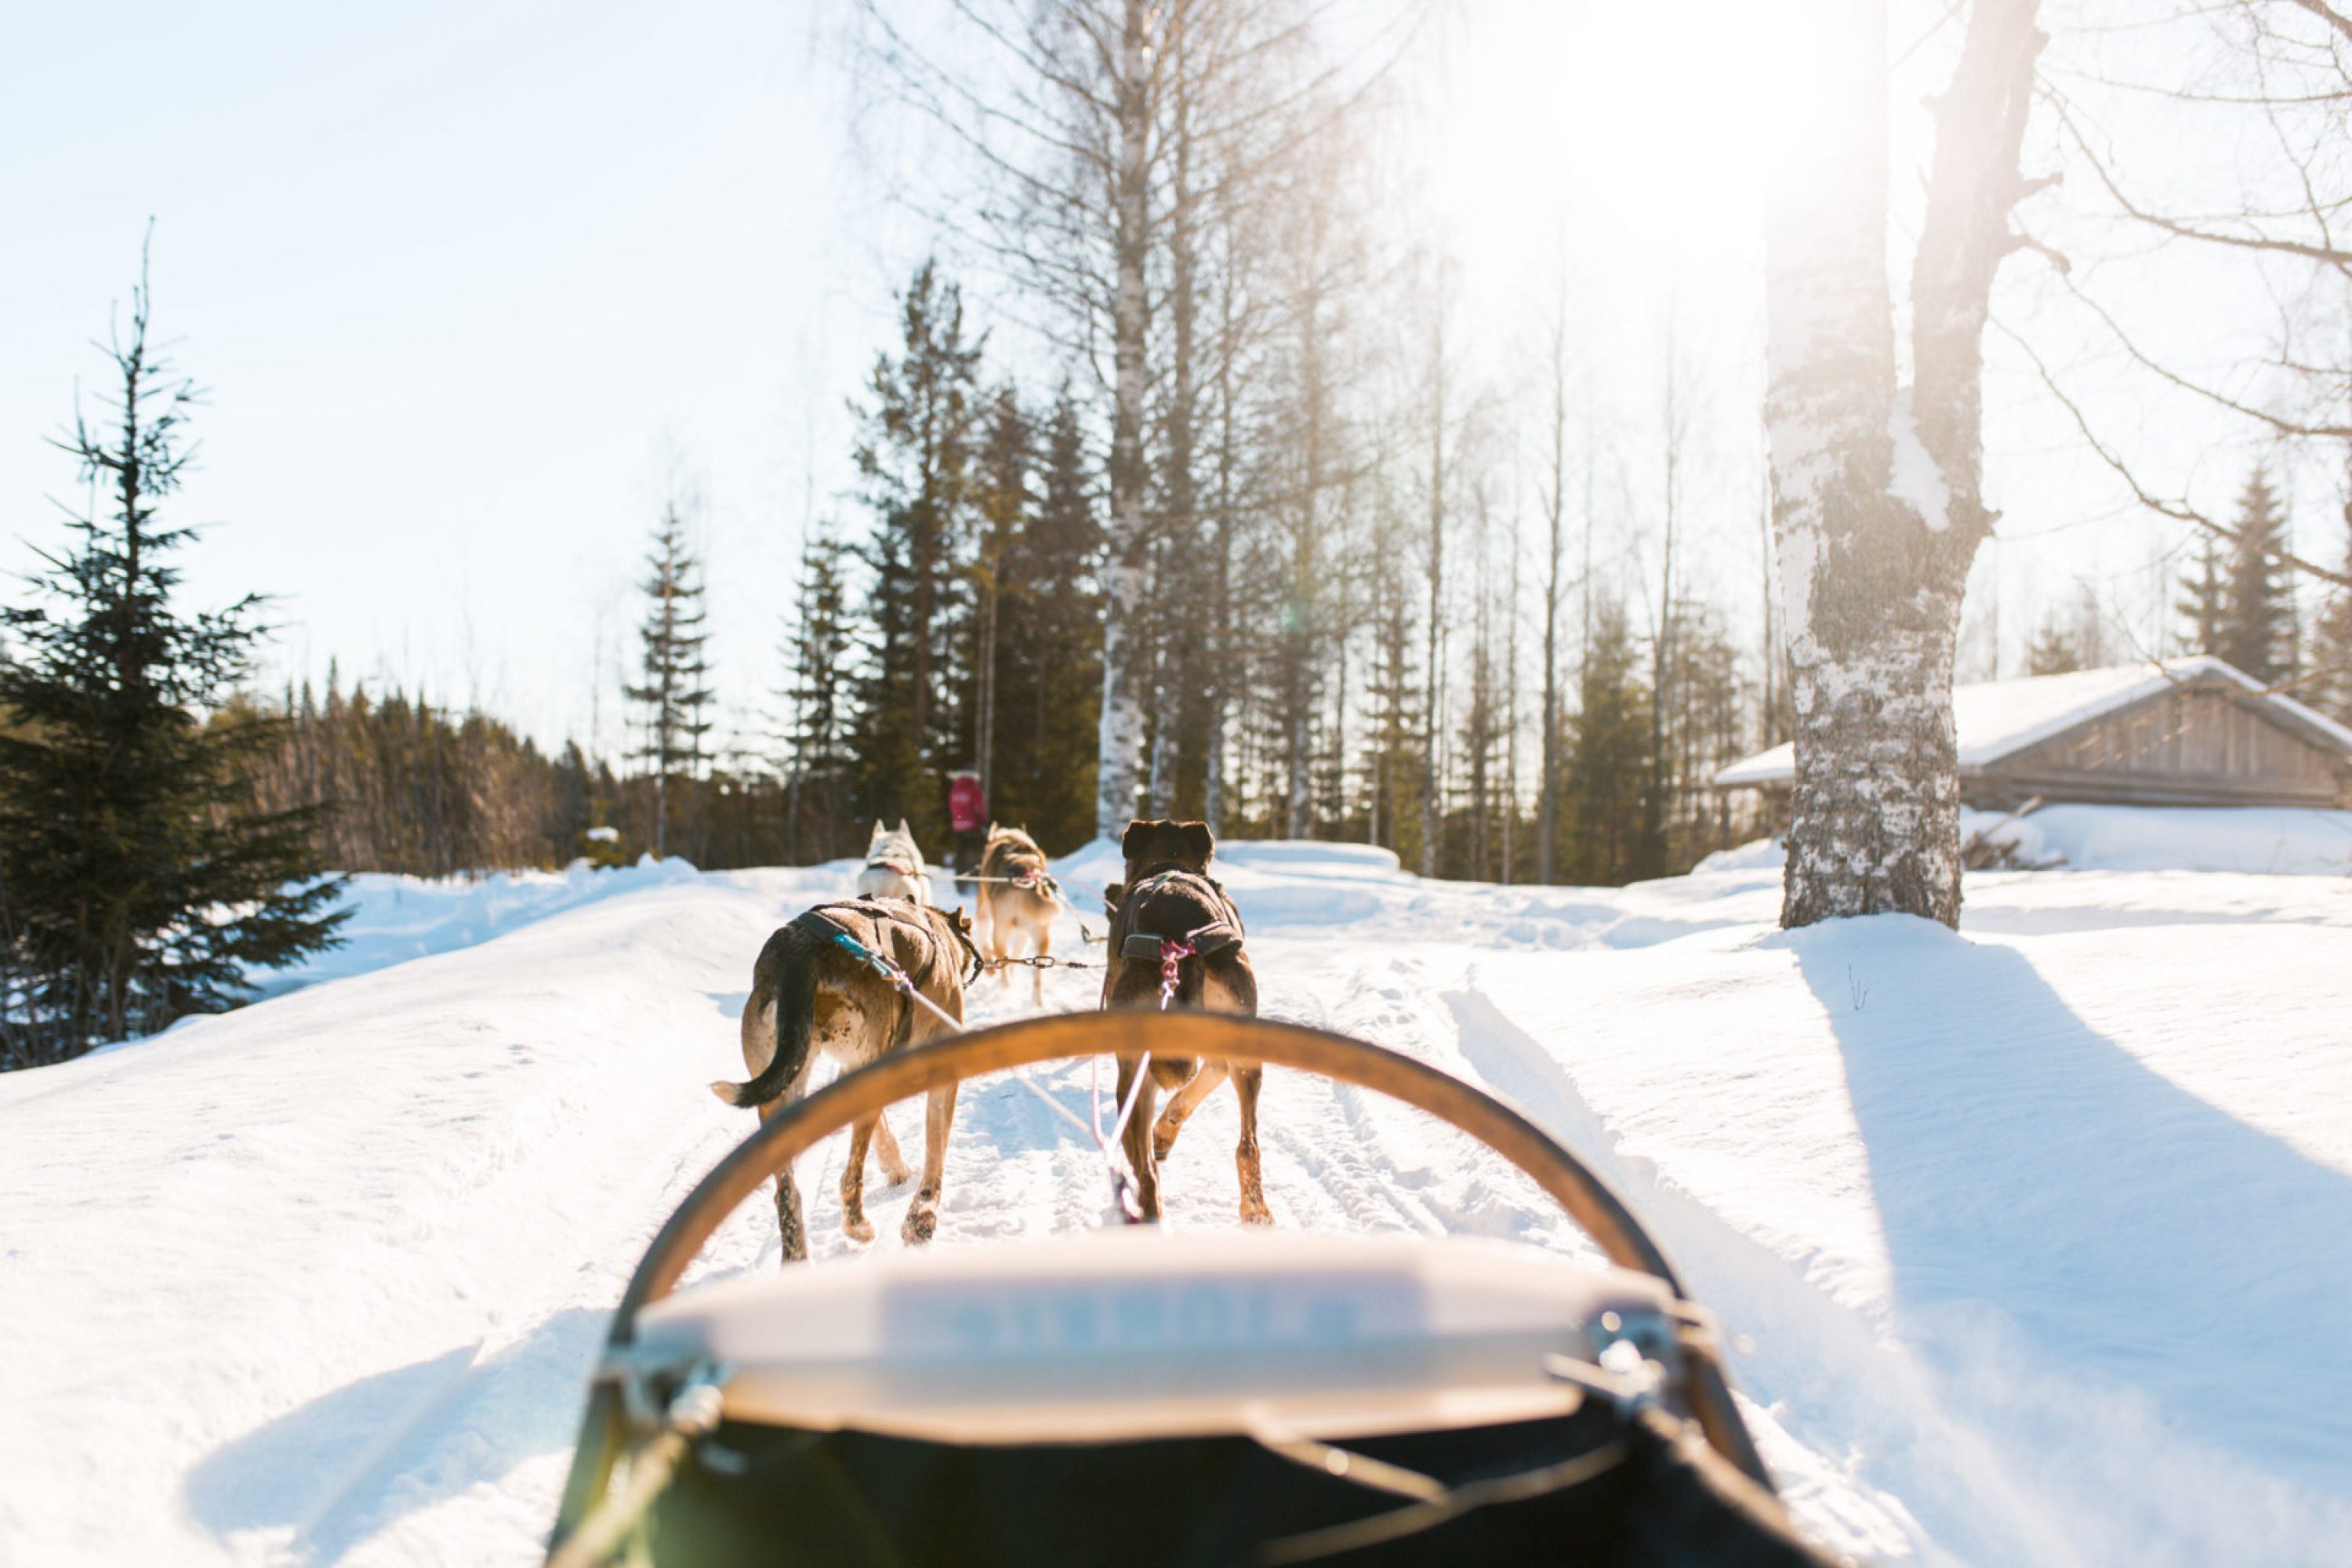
[573,1014,1769,1496]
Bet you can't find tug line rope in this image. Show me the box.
[822,926,1149,1222]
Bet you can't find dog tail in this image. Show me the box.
[710,931,822,1109]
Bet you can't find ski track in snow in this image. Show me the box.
[3,829,2350,1566]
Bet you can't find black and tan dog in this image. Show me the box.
[1099,819,1268,1225]
[975,824,1061,1005]
[712,898,979,1261]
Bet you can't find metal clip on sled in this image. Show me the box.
[546,1014,1838,1568]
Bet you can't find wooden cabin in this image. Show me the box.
[1715,657,2352,812]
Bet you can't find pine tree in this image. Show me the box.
[1559,600,1654,887]
[0,246,345,1067]
[626,504,713,858]
[849,260,982,841]
[1658,598,1746,866]
[2025,614,2086,676]
[2026,587,2105,677]
[2176,535,2227,657]
[2309,499,2352,726]
[967,387,1028,811]
[993,391,1103,851]
[1362,474,1424,866]
[2220,469,2297,681]
[782,524,856,862]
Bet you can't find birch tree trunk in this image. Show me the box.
[1539,310,1566,886]
[1094,0,1152,840]
[1765,0,2042,928]
[1420,298,1447,879]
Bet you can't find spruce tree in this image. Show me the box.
[2309,500,2352,726]
[2176,535,2227,657]
[1559,601,1655,887]
[2025,614,2086,677]
[0,249,345,1067]
[993,391,1103,851]
[849,260,982,840]
[626,504,713,858]
[2220,469,2297,681]
[782,524,856,861]
[966,387,1028,812]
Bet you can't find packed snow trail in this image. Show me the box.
[2,818,2349,1567]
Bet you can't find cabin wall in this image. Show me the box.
[1969,684,2352,811]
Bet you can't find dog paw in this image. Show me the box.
[881,1160,913,1187]
[844,1215,876,1244]
[901,1207,937,1246]
[1240,1200,1273,1226]
[1152,1131,1177,1163]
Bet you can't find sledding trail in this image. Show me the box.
[3,828,2350,1567]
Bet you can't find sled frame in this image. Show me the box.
[552,1013,1772,1554]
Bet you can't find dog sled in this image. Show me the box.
[547,1012,1836,1567]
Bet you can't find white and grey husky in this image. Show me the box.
[855,818,933,904]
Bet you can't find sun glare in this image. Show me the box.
[1429,1,1856,285]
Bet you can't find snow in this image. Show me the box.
[1714,655,2352,786]
[1962,803,2352,877]
[3,838,2350,1566]
[1887,392,1951,535]
[1715,805,2352,879]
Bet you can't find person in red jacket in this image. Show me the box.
[947,770,985,890]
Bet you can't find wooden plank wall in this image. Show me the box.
[1978,685,2352,809]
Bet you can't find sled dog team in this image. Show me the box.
[713,817,1261,1260]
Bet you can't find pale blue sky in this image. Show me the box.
[1,0,891,753]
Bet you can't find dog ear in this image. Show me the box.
[1180,821,1214,865]
[898,818,913,837]
[949,906,973,934]
[872,819,886,839]
[1120,819,1156,858]
[1102,881,1125,913]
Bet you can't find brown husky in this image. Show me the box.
[711,898,979,1261]
[975,825,1061,1005]
[1098,819,1267,1225]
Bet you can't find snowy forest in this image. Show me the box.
[254,0,2352,885]
[6,0,2352,1062]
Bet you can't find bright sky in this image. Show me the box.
[1,0,895,756]
[1,1,2304,760]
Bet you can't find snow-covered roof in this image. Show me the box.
[1714,656,2352,788]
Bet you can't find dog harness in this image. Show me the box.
[1116,869,1244,1009]
[797,902,983,1057]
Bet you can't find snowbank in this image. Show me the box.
[1964,804,2352,876]
[1704,804,2352,880]
[256,854,724,998]
[2,839,2347,1566]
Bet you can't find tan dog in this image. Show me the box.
[975,825,1061,1005]
[711,898,978,1261]
[1099,819,1267,1225]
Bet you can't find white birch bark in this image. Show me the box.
[1094,0,1152,840]
[1765,0,2043,927]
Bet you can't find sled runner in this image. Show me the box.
[546,1013,1836,1567]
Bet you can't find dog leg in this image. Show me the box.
[761,1062,818,1263]
[840,1117,879,1243]
[1232,1062,1271,1225]
[1152,1059,1229,1163]
[901,1082,960,1246]
[1031,920,1049,1007]
[871,1112,913,1186]
[1115,1053,1163,1221]
[991,899,1015,991]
